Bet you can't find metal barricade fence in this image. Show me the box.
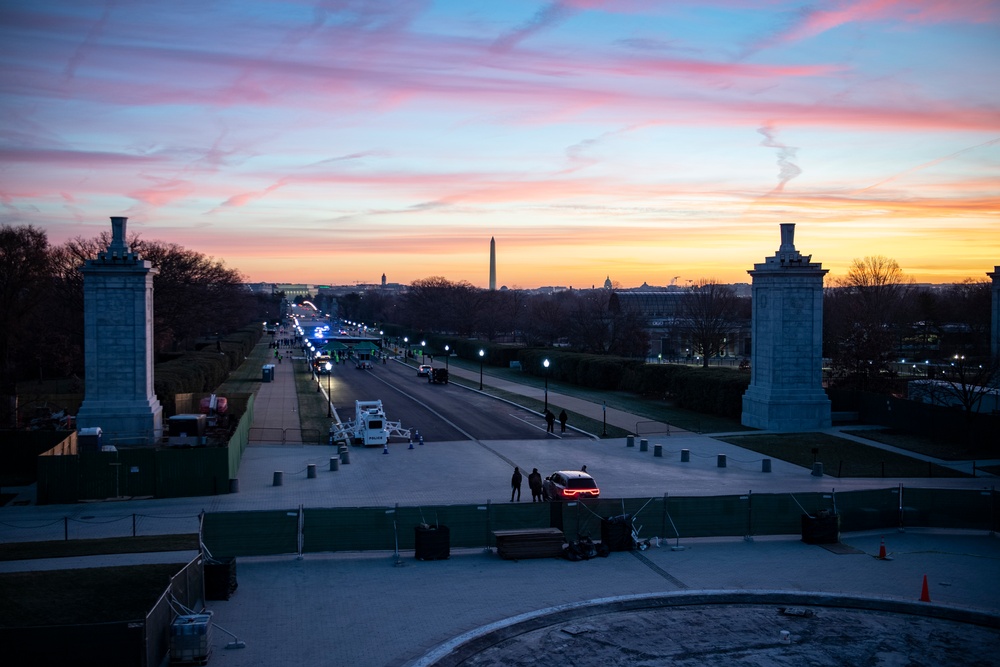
[3,487,993,551]
[196,487,997,558]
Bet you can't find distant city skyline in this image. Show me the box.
[2,1,998,288]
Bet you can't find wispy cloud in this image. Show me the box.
[491,2,577,53]
[757,122,802,194]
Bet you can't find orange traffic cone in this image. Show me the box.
[874,536,892,560]
[919,574,931,602]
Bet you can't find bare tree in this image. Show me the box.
[567,290,649,356]
[910,353,1000,441]
[678,279,744,368]
[401,277,482,336]
[826,256,913,390]
[0,225,54,423]
[522,292,571,346]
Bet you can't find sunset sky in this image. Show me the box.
[2,0,998,288]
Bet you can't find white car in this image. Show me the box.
[417,365,432,377]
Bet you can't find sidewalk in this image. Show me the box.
[249,349,302,444]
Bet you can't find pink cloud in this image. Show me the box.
[751,0,1000,51]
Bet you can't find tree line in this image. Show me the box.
[0,224,279,398]
[319,258,997,410]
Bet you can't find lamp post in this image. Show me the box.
[404,337,409,360]
[421,340,426,364]
[444,345,450,370]
[479,349,485,390]
[543,358,550,412]
[325,362,333,417]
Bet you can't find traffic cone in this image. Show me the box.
[383,443,389,455]
[873,536,893,560]
[408,437,414,450]
[919,575,931,602]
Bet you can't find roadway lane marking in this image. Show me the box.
[365,369,477,441]
[508,413,560,437]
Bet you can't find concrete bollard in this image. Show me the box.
[811,462,824,477]
[307,464,317,479]
[762,458,772,473]
[341,449,350,464]
[229,478,240,493]
[681,449,690,462]
[330,456,340,472]
[717,454,727,468]
[626,435,635,448]
[273,471,284,486]
[653,444,662,458]
[639,438,648,452]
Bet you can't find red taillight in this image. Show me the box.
[563,488,599,498]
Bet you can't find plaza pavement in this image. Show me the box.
[1,350,998,666]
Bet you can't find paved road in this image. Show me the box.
[326,358,589,443]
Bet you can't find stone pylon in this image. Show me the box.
[75,217,163,445]
[741,224,831,431]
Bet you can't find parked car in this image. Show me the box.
[428,367,449,384]
[542,470,600,501]
[417,364,432,377]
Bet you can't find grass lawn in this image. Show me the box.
[0,534,199,562]
[295,357,333,444]
[0,564,183,626]
[215,336,273,394]
[716,433,970,478]
[841,428,993,462]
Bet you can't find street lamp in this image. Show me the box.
[325,362,333,417]
[404,337,409,360]
[444,345,450,370]
[421,340,426,364]
[543,358,550,412]
[479,349,485,390]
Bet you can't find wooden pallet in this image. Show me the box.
[493,528,565,560]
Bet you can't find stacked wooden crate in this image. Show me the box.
[493,528,565,560]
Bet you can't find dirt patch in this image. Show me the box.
[457,605,1000,667]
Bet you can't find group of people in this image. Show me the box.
[509,464,585,502]
[510,467,544,502]
[544,409,568,434]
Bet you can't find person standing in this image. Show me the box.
[558,409,568,433]
[510,467,522,502]
[528,468,542,502]
[545,410,555,433]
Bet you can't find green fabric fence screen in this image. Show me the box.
[200,487,998,558]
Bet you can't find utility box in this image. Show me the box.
[77,427,103,454]
[801,511,841,544]
[601,514,634,551]
[170,612,212,665]
[262,364,274,382]
[414,525,450,560]
[168,414,206,437]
